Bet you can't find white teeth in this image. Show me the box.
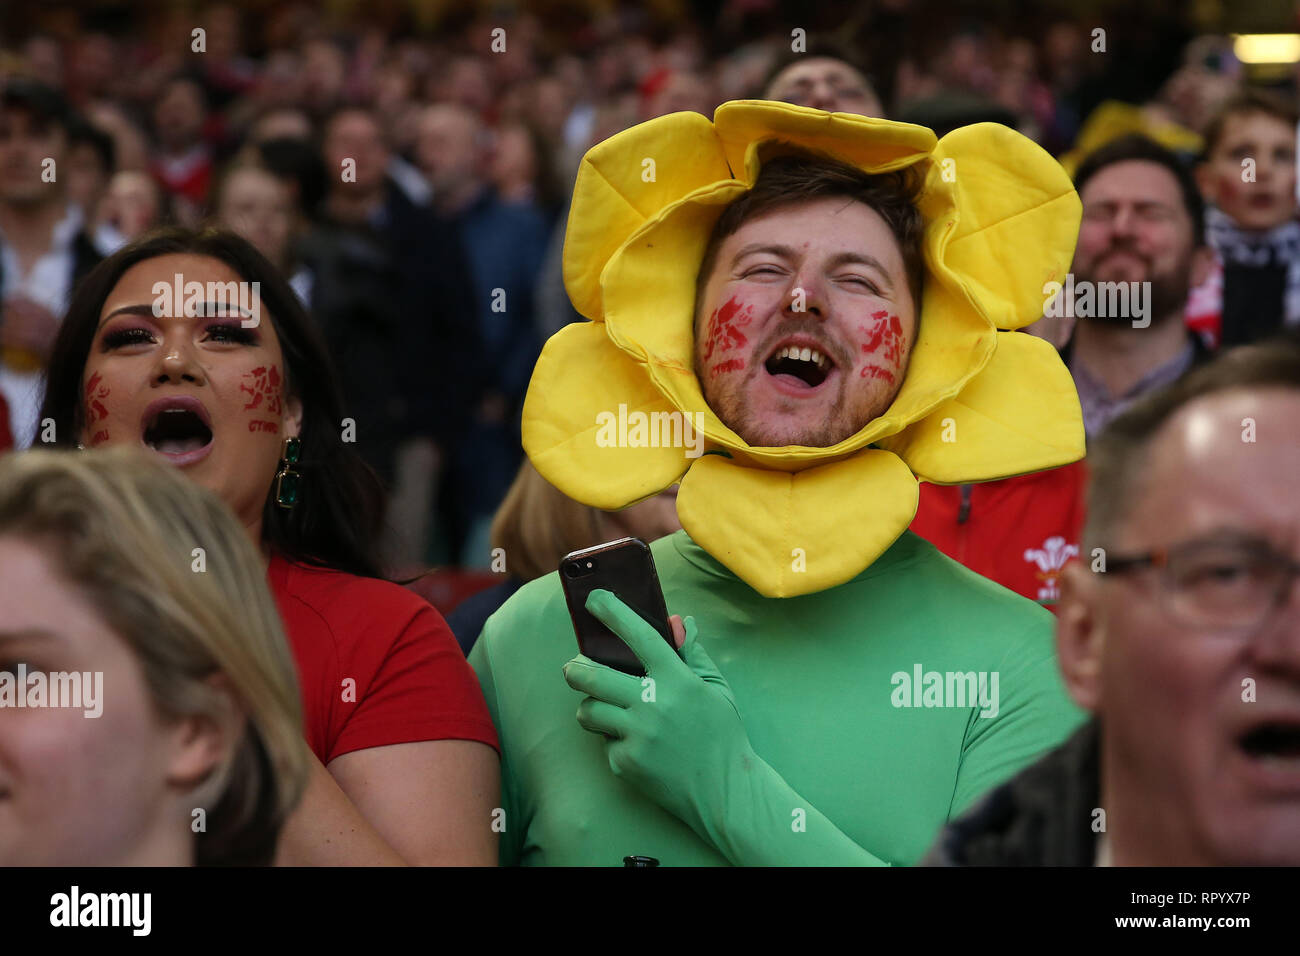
[775,345,830,370]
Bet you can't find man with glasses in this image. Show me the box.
[924,337,1300,865]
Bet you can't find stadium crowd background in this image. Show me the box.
[0,0,1295,608]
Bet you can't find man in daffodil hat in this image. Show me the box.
[469,99,1088,866]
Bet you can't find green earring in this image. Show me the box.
[274,437,302,510]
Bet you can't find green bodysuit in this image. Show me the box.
[469,529,1084,866]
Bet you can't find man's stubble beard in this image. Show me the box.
[693,309,911,448]
[0,183,58,208]
[1075,250,1195,330]
[697,352,869,448]
[1146,256,1195,327]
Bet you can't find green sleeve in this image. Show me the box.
[694,749,894,866]
[950,619,1085,817]
[468,619,523,866]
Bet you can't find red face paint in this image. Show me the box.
[84,372,111,444]
[858,310,905,383]
[240,364,284,416]
[709,358,746,377]
[85,372,110,424]
[702,296,754,363]
[248,420,280,434]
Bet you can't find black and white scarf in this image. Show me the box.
[1205,205,1300,327]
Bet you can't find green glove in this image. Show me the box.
[562,589,890,866]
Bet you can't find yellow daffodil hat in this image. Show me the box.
[523,99,1085,598]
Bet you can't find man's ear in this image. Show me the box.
[284,395,304,440]
[164,674,243,796]
[1193,160,1217,206]
[1055,559,1104,713]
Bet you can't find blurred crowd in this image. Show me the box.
[0,0,1296,582]
[3,0,1300,872]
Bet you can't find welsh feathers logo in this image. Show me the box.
[1023,535,1080,603]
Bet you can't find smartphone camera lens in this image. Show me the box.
[562,559,596,578]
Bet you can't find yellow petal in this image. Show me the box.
[599,178,752,448]
[563,112,732,321]
[676,449,919,597]
[875,331,1085,483]
[522,322,691,509]
[713,100,937,184]
[923,122,1082,331]
[602,179,749,371]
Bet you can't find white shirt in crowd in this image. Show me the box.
[0,202,84,448]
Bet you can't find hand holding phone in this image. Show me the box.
[559,537,675,676]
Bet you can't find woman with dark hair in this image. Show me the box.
[39,227,500,865]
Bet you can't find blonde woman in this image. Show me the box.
[0,447,310,865]
[446,460,681,653]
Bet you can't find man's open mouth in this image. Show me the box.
[764,342,834,389]
[1239,721,1300,765]
[141,396,213,462]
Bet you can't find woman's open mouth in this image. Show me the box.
[763,340,835,394]
[140,396,214,466]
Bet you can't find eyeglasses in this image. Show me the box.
[1080,205,1183,233]
[1104,534,1300,633]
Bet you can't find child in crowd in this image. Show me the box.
[1186,89,1299,348]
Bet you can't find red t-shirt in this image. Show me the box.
[268,554,499,764]
[908,462,1088,612]
[151,151,213,206]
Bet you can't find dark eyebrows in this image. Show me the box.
[826,251,894,291]
[96,303,253,332]
[97,304,160,331]
[732,242,796,264]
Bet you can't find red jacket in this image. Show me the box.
[909,462,1087,612]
